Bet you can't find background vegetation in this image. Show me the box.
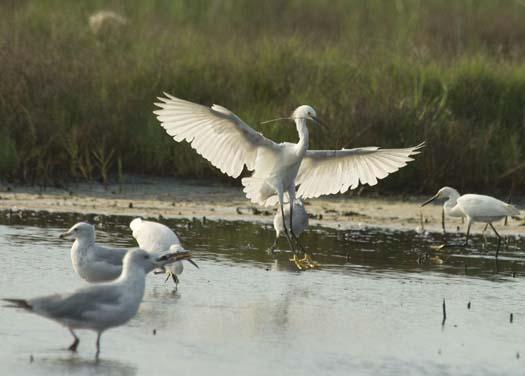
[1,0,525,194]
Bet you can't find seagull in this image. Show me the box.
[421,186,520,257]
[60,222,127,282]
[60,220,197,284]
[130,218,198,289]
[154,93,423,267]
[3,248,192,358]
[270,199,315,269]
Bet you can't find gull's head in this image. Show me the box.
[124,248,195,274]
[421,186,460,207]
[59,222,95,241]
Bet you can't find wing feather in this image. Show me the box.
[296,143,424,199]
[155,93,277,178]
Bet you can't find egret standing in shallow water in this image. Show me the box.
[270,199,315,269]
[155,93,423,268]
[3,249,193,358]
[130,218,198,289]
[421,187,520,257]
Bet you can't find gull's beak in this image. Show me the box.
[311,115,328,130]
[421,194,439,207]
[59,230,71,239]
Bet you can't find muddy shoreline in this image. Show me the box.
[0,177,522,235]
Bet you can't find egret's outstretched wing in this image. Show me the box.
[154,93,277,178]
[130,218,180,253]
[296,143,424,199]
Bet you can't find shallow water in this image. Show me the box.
[1,210,525,375]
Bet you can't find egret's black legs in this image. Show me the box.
[489,223,502,258]
[463,221,472,247]
[268,237,278,253]
[280,203,295,253]
[439,221,471,249]
[441,207,446,234]
[68,329,79,352]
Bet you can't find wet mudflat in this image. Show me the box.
[0,211,524,376]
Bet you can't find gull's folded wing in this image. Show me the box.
[296,143,424,199]
[154,93,277,178]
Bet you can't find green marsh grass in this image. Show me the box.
[1,0,525,193]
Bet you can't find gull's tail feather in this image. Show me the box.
[3,298,32,311]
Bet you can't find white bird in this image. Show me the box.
[130,218,198,289]
[3,248,192,357]
[60,221,197,284]
[154,93,423,266]
[421,187,520,256]
[60,222,127,282]
[271,199,316,269]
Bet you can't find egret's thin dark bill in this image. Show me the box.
[260,117,292,125]
[421,195,438,207]
[187,259,199,269]
[311,115,328,130]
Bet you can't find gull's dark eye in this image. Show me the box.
[143,255,149,260]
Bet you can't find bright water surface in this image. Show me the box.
[0,210,524,375]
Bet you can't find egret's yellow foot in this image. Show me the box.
[289,254,306,270]
[300,253,320,269]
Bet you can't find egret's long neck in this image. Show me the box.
[295,118,309,155]
[444,191,460,209]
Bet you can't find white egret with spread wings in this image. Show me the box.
[154,93,423,267]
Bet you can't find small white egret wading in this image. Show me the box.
[155,93,423,268]
[130,218,198,289]
[421,187,520,257]
[3,249,192,358]
[60,221,197,284]
[271,199,315,269]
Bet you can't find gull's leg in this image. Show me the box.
[489,223,502,258]
[95,332,102,359]
[68,328,79,352]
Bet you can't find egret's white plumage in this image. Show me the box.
[273,199,309,241]
[154,94,423,206]
[130,218,195,286]
[155,93,422,258]
[3,249,192,357]
[422,186,520,256]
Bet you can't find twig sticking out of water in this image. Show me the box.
[467,301,471,310]
[442,299,447,326]
[510,313,514,324]
[464,263,468,275]
[512,271,516,278]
